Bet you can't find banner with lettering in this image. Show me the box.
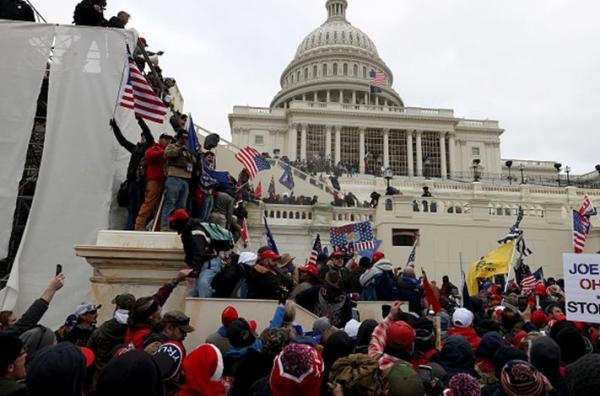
[563,253,600,324]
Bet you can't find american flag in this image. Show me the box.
[235,146,271,179]
[521,267,544,294]
[308,234,322,266]
[579,195,597,218]
[330,221,376,253]
[119,58,167,124]
[369,69,386,87]
[573,209,591,253]
[406,242,417,269]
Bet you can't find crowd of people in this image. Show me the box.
[2,240,599,396]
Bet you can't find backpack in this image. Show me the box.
[200,222,234,252]
[329,353,384,396]
[374,270,401,301]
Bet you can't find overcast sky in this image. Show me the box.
[36,0,600,173]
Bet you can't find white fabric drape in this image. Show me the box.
[0,22,55,259]
[3,26,137,328]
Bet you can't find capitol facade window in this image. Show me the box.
[422,132,442,178]
[254,135,264,145]
[389,130,408,175]
[340,127,360,167]
[307,125,327,161]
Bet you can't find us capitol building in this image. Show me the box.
[226,0,600,281]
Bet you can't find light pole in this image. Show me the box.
[505,160,513,185]
[554,163,562,187]
[384,167,393,189]
[519,163,525,184]
[565,166,571,186]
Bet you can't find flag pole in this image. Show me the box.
[504,235,520,293]
[459,252,465,306]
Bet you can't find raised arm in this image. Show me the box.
[137,117,155,145]
[110,119,135,153]
[6,274,65,336]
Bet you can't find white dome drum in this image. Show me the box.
[271,0,403,109]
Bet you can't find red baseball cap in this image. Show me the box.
[168,209,190,224]
[330,250,345,259]
[260,250,281,261]
[299,264,320,278]
[80,347,95,368]
[386,321,416,352]
[221,306,239,327]
[372,251,385,263]
[534,283,546,296]
[531,310,547,328]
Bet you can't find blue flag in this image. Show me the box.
[279,162,295,190]
[186,114,201,154]
[263,216,279,254]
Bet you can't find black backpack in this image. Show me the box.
[374,270,401,301]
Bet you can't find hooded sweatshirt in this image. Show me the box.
[530,337,569,396]
[96,350,165,396]
[433,335,479,384]
[359,259,395,287]
[25,343,87,396]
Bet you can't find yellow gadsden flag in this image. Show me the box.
[466,240,515,295]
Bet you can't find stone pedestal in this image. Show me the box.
[75,231,188,324]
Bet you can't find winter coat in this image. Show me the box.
[0,378,26,396]
[246,265,291,300]
[165,142,195,179]
[397,275,425,313]
[87,318,128,390]
[295,285,352,328]
[212,264,245,298]
[432,335,479,386]
[96,350,165,396]
[73,0,107,26]
[107,16,125,28]
[212,192,235,228]
[144,144,167,182]
[447,326,481,351]
[229,348,275,396]
[205,327,232,357]
[180,219,213,269]
[2,298,49,337]
[112,119,154,182]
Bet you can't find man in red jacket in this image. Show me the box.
[134,133,172,230]
[447,307,481,351]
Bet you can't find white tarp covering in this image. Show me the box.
[2,25,140,328]
[0,22,55,259]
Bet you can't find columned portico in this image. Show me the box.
[415,130,423,177]
[300,124,308,160]
[440,132,447,179]
[359,127,366,173]
[407,131,414,177]
[383,128,390,168]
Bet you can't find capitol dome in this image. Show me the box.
[271,0,403,108]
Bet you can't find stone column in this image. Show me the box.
[287,124,298,161]
[448,134,456,178]
[325,125,332,160]
[352,91,357,105]
[375,95,379,106]
[364,92,369,105]
[440,132,447,179]
[339,90,344,103]
[327,90,331,103]
[359,127,366,174]
[335,126,341,164]
[407,131,414,177]
[300,124,307,160]
[416,130,423,177]
[383,128,390,168]
[302,94,306,101]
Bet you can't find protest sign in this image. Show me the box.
[563,253,600,324]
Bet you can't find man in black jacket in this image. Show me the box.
[86,293,134,391]
[110,118,154,230]
[73,0,107,26]
[246,250,293,300]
